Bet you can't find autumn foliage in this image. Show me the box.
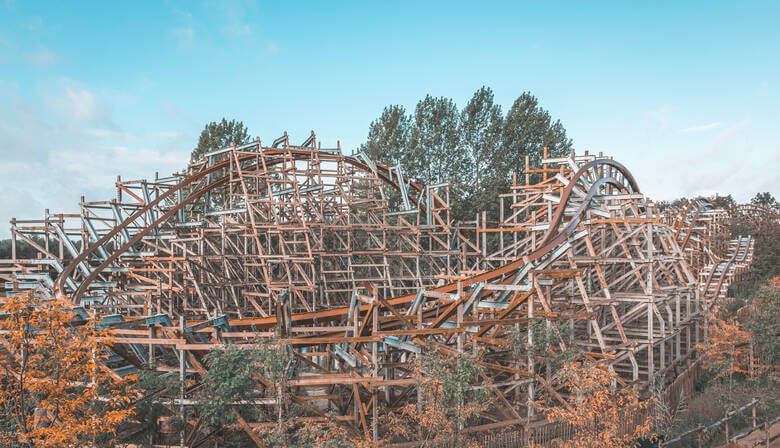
[540,361,652,448]
[384,349,487,447]
[696,314,752,382]
[0,290,135,447]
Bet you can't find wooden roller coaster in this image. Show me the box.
[1,132,776,445]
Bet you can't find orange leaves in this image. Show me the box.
[0,290,136,447]
[540,362,651,448]
[696,314,752,381]
[382,350,488,447]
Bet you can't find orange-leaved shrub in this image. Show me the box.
[540,361,652,448]
[0,290,135,447]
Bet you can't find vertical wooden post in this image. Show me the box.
[150,324,156,448]
[481,211,487,259]
[179,316,186,448]
[524,156,529,185]
[527,273,535,418]
[44,208,50,254]
[149,325,155,367]
[697,425,703,448]
[752,399,757,427]
[372,303,378,442]
[10,219,16,260]
[456,281,463,352]
[648,302,654,380]
[766,420,770,447]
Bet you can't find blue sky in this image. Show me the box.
[1,1,778,236]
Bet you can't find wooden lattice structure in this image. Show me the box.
[0,134,770,445]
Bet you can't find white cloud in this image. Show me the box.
[0,187,44,234]
[229,23,252,36]
[63,87,97,120]
[630,116,777,203]
[207,0,254,37]
[642,106,674,132]
[171,27,196,48]
[46,82,119,130]
[0,84,192,238]
[267,42,279,54]
[84,128,132,140]
[677,122,721,133]
[48,146,188,190]
[25,47,58,66]
[148,131,184,139]
[26,16,42,32]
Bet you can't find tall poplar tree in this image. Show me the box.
[407,95,467,185]
[360,105,410,169]
[190,118,251,163]
[460,86,503,220]
[407,95,470,219]
[499,92,572,186]
[360,89,573,223]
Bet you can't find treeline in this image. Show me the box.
[656,192,780,213]
[185,89,573,223]
[730,192,780,298]
[0,236,45,259]
[359,87,572,222]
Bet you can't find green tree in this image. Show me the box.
[498,92,572,187]
[196,339,291,446]
[190,118,251,163]
[460,86,503,220]
[360,89,573,223]
[407,96,467,185]
[359,105,411,211]
[407,95,469,219]
[746,281,780,367]
[0,236,46,259]
[509,319,578,372]
[360,105,410,169]
[708,193,736,210]
[197,344,262,431]
[188,119,250,211]
[120,370,182,446]
[751,192,779,211]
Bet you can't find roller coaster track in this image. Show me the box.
[699,235,753,302]
[54,147,430,303]
[56,153,637,330]
[0,136,768,445]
